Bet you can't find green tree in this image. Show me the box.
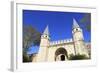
[80,14,91,32]
[23,25,41,62]
[69,54,89,60]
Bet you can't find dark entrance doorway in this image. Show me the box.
[61,55,65,61]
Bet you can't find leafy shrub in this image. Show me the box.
[69,54,89,60]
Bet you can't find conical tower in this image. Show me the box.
[73,19,80,29]
[43,25,49,36]
[72,18,89,57]
[36,25,50,62]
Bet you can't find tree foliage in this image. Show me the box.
[23,25,41,62]
[80,14,91,32]
[69,54,89,60]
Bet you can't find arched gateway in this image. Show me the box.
[55,48,68,61]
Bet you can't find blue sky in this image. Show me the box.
[23,10,91,54]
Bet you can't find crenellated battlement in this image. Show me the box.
[49,39,73,46]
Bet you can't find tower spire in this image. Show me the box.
[43,25,49,36]
[73,18,80,29]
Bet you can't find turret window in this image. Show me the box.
[45,35,47,37]
[76,28,78,31]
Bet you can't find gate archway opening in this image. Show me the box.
[55,47,68,61]
[61,54,65,61]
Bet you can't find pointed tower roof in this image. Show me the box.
[43,25,49,35]
[73,18,80,29]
